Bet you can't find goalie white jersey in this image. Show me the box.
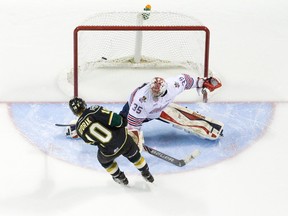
[127,74,197,129]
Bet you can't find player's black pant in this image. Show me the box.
[97,135,149,177]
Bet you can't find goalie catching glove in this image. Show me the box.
[198,76,222,93]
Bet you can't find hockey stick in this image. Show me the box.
[55,123,200,167]
[143,144,200,167]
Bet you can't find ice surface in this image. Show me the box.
[0,1,288,216]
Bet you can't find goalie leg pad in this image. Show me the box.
[159,103,224,140]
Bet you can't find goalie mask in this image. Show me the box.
[150,77,168,97]
[69,97,87,116]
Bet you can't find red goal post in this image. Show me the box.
[71,12,212,102]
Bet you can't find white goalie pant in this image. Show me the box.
[159,103,224,140]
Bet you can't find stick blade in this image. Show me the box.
[183,149,201,165]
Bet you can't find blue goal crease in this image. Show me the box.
[8,102,274,174]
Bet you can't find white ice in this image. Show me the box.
[0,0,288,216]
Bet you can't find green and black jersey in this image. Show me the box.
[76,105,128,156]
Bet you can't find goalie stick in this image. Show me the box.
[143,144,200,167]
[55,123,200,167]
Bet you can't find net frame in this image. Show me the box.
[73,25,210,102]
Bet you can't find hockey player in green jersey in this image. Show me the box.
[68,97,154,185]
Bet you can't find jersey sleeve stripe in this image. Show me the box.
[127,114,145,127]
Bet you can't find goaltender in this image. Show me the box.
[119,74,223,151]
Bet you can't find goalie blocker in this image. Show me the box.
[159,103,224,140]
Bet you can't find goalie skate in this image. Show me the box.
[159,103,224,140]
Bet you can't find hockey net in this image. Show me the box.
[65,11,213,101]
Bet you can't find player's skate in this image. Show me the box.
[141,170,154,183]
[112,172,129,185]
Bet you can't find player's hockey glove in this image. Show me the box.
[65,120,78,139]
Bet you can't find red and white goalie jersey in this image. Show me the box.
[126,74,199,130]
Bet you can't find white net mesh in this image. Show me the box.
[55,10,215,102]
[68,11,212,84]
